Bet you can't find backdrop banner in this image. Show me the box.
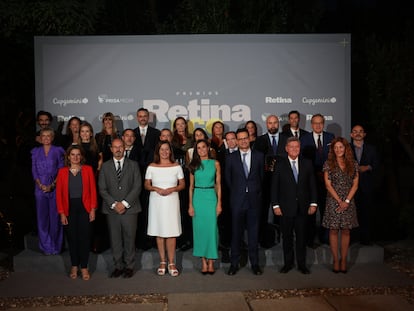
[35,34,351,136]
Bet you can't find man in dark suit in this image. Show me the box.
[301,113,335,246]
[282,110,309,141]
[271,137,317,274]
[133,108,160,250]
[254,114,287,248]
[219,131,238,262]
[225,128,264,276]
[133,108,161,172]
[350,125,379,245]
[122,129,139,162]
[98,138,142,278]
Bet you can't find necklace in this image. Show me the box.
[70,167,80,175]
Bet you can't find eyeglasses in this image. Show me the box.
[237,136,249,141]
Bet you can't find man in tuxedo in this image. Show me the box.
[98,138,142,278]
[271,137,317,274]
[133,108,160,250]
[122,129,139,162]
[350,125,379,245]
[283,110,309,141]
[254,115,287,248]
[301,113,335,246]
[225,128,264,276]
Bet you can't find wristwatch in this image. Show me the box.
[345,199,350,204]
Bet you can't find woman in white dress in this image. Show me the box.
[145,141,185,276]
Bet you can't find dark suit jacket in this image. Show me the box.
[254,132,288,157]
[133,126,161,172]
[351,142,379,193]
[271,157,317,217]
[301,131,335,171]
[224,149,264,210]
[254,132,287,171]
[125,145,140,162]
[282,128,309,142]
[98,157,142,215]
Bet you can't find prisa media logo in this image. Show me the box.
[98,94,134,104]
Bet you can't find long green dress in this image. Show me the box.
[192,159,218,259]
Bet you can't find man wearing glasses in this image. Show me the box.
[225,128,264,276]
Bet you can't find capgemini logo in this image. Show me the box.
[302,97,337,106]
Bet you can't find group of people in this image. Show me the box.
[30,108,378,280]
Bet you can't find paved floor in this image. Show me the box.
[1,261,413,310]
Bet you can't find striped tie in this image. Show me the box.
[116,160,122,179]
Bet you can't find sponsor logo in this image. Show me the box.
[302,97,337,106]
[53,98,88,107]
[97,94,134,104]
[306,114,333,121]
[176,91,219,96]
[98,114,135,121]
[143,98,251,124]
[265,97,293,104]
[57,115,86,122]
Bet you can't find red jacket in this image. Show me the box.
[56,165,97,216]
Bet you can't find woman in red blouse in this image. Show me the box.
[56,145,97,280]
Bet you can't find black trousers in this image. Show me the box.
[281,214,307,268]
[66,198,91,268]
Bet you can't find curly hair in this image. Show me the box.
[326,137,355,177]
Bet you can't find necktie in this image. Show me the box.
[317,134,323,155]
[294,131,298,138]
[292,160,298,183]
[272,135,277,155]
[141,129,145,145]
[116,160,122,179]
[125,149,130,158]
[242,153,249,178]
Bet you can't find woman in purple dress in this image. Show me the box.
[31,127,65,255]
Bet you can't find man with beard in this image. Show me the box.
[254,115,287,248]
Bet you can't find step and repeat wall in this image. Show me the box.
[35,34,351,136]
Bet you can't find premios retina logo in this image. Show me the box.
[97,94,134,104]
[265,96,293,104]
[53,97,88,107]
[143,94,251,123]
[302,97,337,106]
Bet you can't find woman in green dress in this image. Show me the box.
[188,139,222,274]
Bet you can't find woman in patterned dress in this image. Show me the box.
[322,137,359,273]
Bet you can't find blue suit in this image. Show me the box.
[225,149,264,267]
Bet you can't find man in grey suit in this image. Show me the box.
[99,138,142,278]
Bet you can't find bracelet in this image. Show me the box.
[345,199,350,204]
